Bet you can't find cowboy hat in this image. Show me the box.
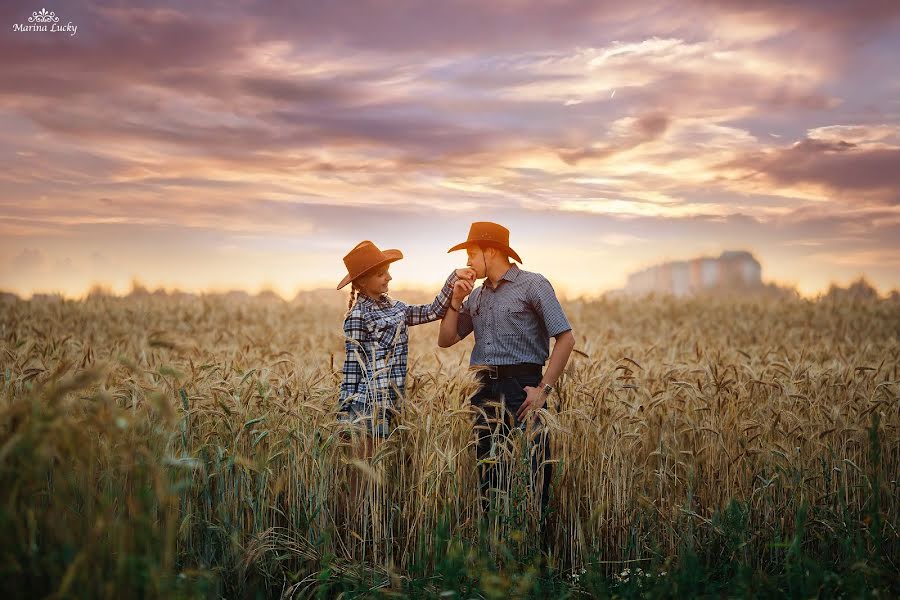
[447,221,522,263]
[337,240,403,290]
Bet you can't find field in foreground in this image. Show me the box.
[1,292,898,598]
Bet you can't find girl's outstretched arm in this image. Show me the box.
[404,269,474,326]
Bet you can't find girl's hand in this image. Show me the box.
[455,267,476,282]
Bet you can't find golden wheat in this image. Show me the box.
[1,291,897,589]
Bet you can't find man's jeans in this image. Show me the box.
[470,372,552,519]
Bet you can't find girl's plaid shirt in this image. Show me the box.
[339,271,459,410]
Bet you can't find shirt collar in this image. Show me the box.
[501,263,521,282]
[357,293,390,307]
[483,263,520,291]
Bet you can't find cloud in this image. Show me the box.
[238,0,646,54]
[805,124,900,146]
[559,112,671,165]
[11,248,45,269]
[597,233,647,246]
[719,128,900,204]
[0,4,254,101]
[692,0,900,38]
[808,248,900,268]
[0,0,897,295]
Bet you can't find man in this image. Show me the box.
[438,221,576,519]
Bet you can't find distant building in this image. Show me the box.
[625,251,762,296]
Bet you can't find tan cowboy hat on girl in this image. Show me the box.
[447,221,523,263]
[337,241,404,290]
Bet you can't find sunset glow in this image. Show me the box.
[2,1,899,298]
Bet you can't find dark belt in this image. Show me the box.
[472,363,543,380]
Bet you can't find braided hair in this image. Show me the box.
[346,284,359,316]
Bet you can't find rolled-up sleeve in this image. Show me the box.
[405,271,458,326]
[527,276,571,337]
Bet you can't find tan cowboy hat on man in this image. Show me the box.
[447,221,523,264]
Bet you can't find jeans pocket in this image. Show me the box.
[517,373,542,390]
[502,375,538,405]
[500,378,521,403]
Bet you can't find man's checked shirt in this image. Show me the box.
[340,271,459,410]
[456,264,571,366]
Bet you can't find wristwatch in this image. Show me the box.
[541,383,554,396]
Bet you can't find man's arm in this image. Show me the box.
[437,307,460,348]
[516,274,575,420]
[517,329,575,419]
[438,279,473,347]
[539,329,575,389]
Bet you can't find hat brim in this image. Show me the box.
[447,240,522,264]
[337,249,403,290]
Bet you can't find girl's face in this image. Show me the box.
[357,265,392,299]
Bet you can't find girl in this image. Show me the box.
[337,240,474,452]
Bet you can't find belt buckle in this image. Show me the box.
[487,365,498,380]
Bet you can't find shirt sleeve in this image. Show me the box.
[339,307,369,405]
[456,290,475,340]
[404,271,459,326]
[527,275,572,337]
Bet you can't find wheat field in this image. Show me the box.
[1,292,898,598]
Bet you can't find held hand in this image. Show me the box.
[516,386,547,421]
[451,279,473,304]
[455,267,476,283]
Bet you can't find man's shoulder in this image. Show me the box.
[516,268,544,279]
[515,268,551,286]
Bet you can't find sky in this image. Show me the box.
[1,0,899,299]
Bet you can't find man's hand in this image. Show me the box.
[451,278,473,307]
[515,330,575,420]
[455,267,476,283]
[516,385,547,421]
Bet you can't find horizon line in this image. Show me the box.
[2,276,896,303]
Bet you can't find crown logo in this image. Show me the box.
[28,9,59,23]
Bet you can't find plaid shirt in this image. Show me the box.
[340,271,459,410]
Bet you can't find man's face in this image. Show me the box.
[466,246,487,279]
